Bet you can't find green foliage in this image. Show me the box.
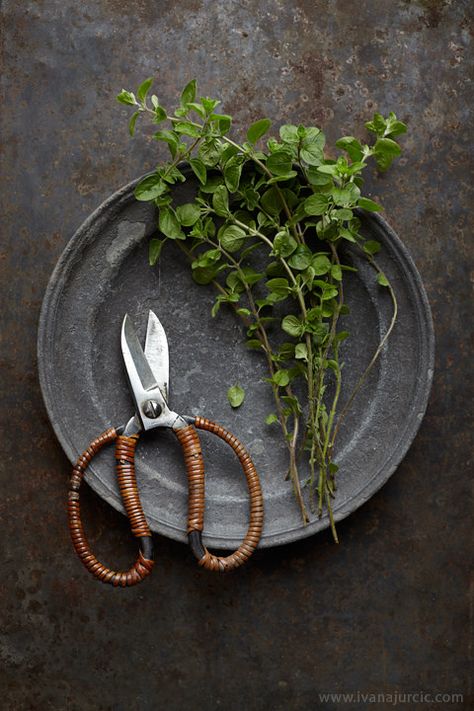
[227,385,245,408]
[247,118,272,144]
[118,76,406,537]
[134,174,167,201]
[148,238,163,266]
[219,225,246,253]
[116,89,137,106]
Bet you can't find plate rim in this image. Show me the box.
[38,175,435,549]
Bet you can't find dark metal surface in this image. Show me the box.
[1,1,472,709]
[37,175,434,548]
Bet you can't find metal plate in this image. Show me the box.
[38,174,434,549]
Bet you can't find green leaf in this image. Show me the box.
[174,121,201,137]
[180,79,197,106]
[377,272,389,287]
[281,394,302,415]
[273,369,290,387]
[304,193,329,216]
[116,89,137,106]
[281,315,304,337]
[212,185,230,216]
[266,151,293,176]
[307,166,333,186]
[331,264,343,281]
[247,118,272,144]
[200,175,224,193]
[331,183,360,206]
[358,197,382,212]
[192,249,221,268]
[300,129,325,165]
[339,227,357,242]
[373,137,401,171]
[246,339,263,350]
[234,210,255,228]
[176,203,201,226]
[160,165,186,184]
[227,385,245,408]
[134,174,167,201]
[333,208,353,221]
[219,225,246,253]
[365,113,387,136]
[148,238,163,266]
[212,113,232,133]
[201,97,220,114]
[265,413,279,425]
[272,230,297,258]
[295,343,308,360]
[267,172,298,184]
[279,124,299,143]
[312,255,331,275]
[266,278,290,295]
[128,111,140,136]
[312,280,339,300]
[159,207,185,240]
[260,187,282,215]
[211,299,221,318]
[317,163,339,175]
[363,240,381,255]
[153,105,167,123]
[189,158,207,186]
[192,265,219,284]
[153,130,179,156]
[186,102,206,118]
[137,77,153,103]
[278,342,296,360]
[199,138,223,166]
[335,136,363,162]
[153,129,178,144]
[385,114,407,138]
[239,267,264,286]
[288,246,312,270]
[224,156,243,192]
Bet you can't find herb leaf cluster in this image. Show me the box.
[117,78,406,538]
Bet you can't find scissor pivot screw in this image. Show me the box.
[142,400,162,419]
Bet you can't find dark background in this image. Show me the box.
[1,1,472,709]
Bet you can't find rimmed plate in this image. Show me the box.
[38,174,434,549]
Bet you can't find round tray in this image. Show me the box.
[38,175,434,549]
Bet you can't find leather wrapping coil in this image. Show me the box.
[175,417,264,572]
[67,429,154,587]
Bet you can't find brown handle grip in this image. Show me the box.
[175,417,264,572]
[67,428,154,586]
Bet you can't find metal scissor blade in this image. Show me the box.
[144,310,169,401]
[121,313,159,394]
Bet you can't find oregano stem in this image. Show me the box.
[330,250,398,448]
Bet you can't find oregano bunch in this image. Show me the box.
[117,77,406,539]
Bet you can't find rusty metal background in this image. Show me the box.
[1,1,472,709]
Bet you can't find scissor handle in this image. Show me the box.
[175,416,264,572]
[67,428,154,586]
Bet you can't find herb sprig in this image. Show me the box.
[117,78,406,539]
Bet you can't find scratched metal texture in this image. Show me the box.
[0,1,472,710]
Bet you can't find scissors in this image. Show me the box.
[67,310,264,586]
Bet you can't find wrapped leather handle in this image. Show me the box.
[67,428,154,586]
[175,417,264,572]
